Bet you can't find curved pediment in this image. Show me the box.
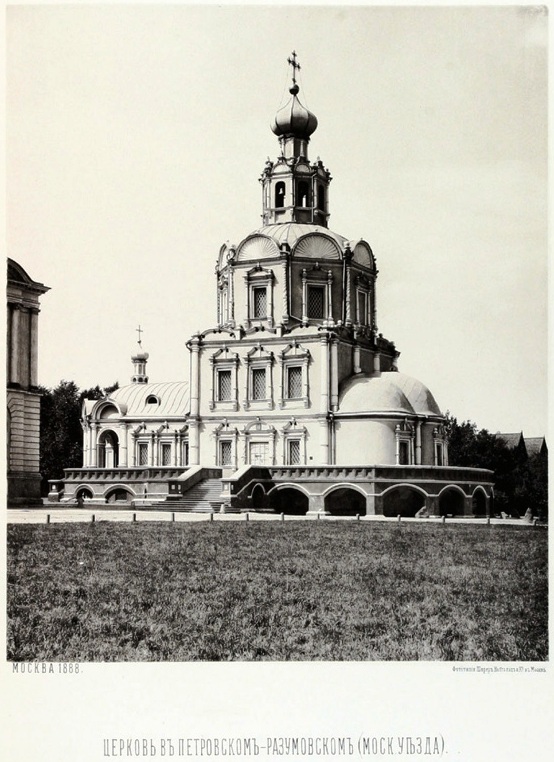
[292,233,342,260]
[350,240,375,269]
[236,234,280,262]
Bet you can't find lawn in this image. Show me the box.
[7,521,548,661]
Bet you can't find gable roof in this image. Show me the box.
[524,437,548,456]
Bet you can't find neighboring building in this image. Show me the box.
[496,432,548,460]
[57,59,494,517]
[524,437,548,458]
[7,259,49,505]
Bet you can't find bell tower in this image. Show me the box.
[260,52,332,227]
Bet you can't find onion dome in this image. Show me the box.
[271,83,318,140]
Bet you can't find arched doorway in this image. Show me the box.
[269,487,309,515]
[325,487,366,516]
[383,486,426,517]
[98,430,119,468]
[106,488,132,504]
[472,488,487,517]
[439,487,465,517]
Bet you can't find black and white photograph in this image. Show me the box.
[3,3,551,761]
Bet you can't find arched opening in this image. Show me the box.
[106,488,132,504]
[325,487,366,516]
[383,486,426,517]
[439,488,465,517]
[275,182,285,209]
[297,180,310,208]
[250,484,267,511]
[76,487,93,504]
[269,487,309,516]
[472,489,487,517]
[97,430,119,468]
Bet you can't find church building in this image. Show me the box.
[56,57,494,517]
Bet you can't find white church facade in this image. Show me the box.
[55,58,494,517]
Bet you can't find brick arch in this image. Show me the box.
[267,484,309,515]
[381,483,429,517]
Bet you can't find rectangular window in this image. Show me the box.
[436,444,444,467]
[220,440,232,467]
[288,440,301,465]
[286,366,303,399]
[253,287,267,318]
[181,441,189,467]
[252,367,266,400]
[250,441,269,465]
[161,443,171,466]
[307,285,325,319]
[217,369,232,401]
[358,291,368,325]
[138,442,148,466]
[399,441,410,466]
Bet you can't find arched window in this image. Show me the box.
[146,395,159,405]
[275,182,285,208]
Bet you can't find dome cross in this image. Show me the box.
[287,51,301,87]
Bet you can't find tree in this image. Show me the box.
[445,413,548,517]
[39,380,119,494]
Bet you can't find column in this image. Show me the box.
[229,265,235,326]
[10,304,21,385]
[326,270,333,322]
[415,421,422,465]
[373,352,381,374]
[189,420,200,466]
[281,253,289,323]
[244,274,250,327]
[301,269,308,325]
[330,338,339,411]
[345,262,352,326]
[120,424,128,467]
[29,308,39,387]
[150,433,155,466]
[320,334,329,413]
[82,422,89,467]
[353,345,361,374]
[90,423,99,467]
[189,339,201,417]
[319,418,329,466]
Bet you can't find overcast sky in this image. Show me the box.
[7,4,548,436]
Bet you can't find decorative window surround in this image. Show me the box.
[395,420,415,465]
[433,425,448,467]
[282,419,308,465]
[244,344,274,410]
[244,265,275,329]
[214,420,239,469]
[355,274,371,328]
[278,341,311,409]
[209,345,240,412]
[301,265,333,326]
[243,418,277,466]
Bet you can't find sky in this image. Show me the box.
[6,4,548,436]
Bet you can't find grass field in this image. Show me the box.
[7,521,548,661]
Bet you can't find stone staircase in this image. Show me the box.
[149,477,225,513]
